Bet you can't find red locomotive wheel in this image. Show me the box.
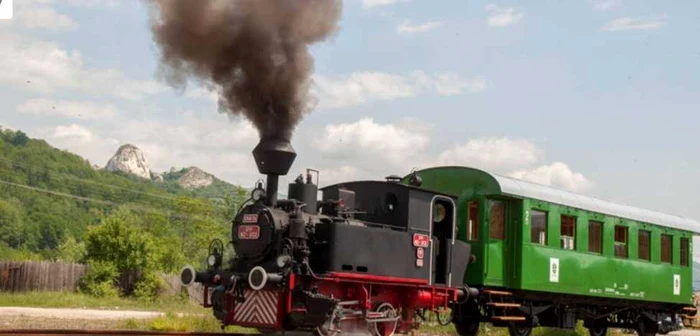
[370,302,398,336]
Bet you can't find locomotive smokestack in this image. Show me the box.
[252,137,296,207]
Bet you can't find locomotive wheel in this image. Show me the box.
[507,323,532,336]
[315,307,342,336]
[454,320,480,336]
[370,302,398,336]
[635,318,658,336]
[588,326,608,336]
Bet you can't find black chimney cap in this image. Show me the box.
[252,137,297,175]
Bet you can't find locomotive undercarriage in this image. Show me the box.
[451,286,698,336]
[187,264,466,336]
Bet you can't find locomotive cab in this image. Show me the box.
[316,179,471,287]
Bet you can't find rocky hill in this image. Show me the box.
[101,144,242,199]
[176,167,215,190]
[105,144,152,179]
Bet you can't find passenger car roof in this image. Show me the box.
[405,166,700,234]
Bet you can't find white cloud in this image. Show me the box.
[485,4,524,28]
[510,162,593,192]
[431,137,591,192]
[313,117,431,171]
[0,33,165,100]
[316,165,363,187]
[185,85,219,102]
[313,72,415,109]
[114,112,259,179]
[397,20,442,34]
[361,0,407,9]
[433,137,542,172]
[412,71,488,95]
[312,118,591,193]
[17,98,117,121]
[601,16,667,32]
[1,123,15,131]
[52,124,95,142]
[589,0,621,11]
[17,0,118,8]
[313,71,488,109]
[36,124,120,167]
[16,6,78,31]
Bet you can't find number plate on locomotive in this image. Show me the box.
[238,225,260,240]
[242,214,259,223]
[412,233,430,248]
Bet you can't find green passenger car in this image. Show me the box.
[401,166,699,336]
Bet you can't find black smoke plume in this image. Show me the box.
[147,0,343,141]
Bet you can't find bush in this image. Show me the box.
[133,272,169,302]
[79,261,120,298]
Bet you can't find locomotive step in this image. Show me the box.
[486,302,522,308]
[491,316,526,321]
[483,289,513,296]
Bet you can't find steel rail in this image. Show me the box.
[0,330,260,336]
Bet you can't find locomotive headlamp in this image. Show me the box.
[207,254,217,267]
[251,187,265,201]
[276,254,292,268]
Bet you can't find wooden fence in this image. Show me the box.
[0,261,86,292]
[0,260,198,299]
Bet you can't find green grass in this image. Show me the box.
[416,318,628,336]
[120,312,258,333]
[0,291,205,314]
[0,291,630,336]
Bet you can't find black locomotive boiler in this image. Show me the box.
[180,137,477,335]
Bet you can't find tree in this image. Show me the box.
[10,131,29,146]
[83,208,154,296]
[85,208,152,273]
[55,235,86,263]
[172,196,228,266]
[0,199,26,248]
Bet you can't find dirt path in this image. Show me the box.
[0,307,169,320]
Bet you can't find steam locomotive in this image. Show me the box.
[180,137,476,335]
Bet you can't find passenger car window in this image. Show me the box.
[560,215,576,250]
[638,230,650,261]
[681,237,689,266]
[467,200,479,240]
[489,200,505,240]
[588,220,602,254]
[530,210,547,245]
[614,225,628,258]
[661,234,672,264]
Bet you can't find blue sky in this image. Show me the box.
[0,0,698,231]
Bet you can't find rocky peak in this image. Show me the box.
[178,166,214,190]
[105,144,151,180]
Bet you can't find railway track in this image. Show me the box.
[0,330,260,336]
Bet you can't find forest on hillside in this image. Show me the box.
[0,127,248,272]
